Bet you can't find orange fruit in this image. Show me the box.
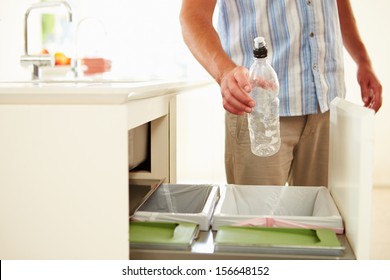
[54,52,71,65]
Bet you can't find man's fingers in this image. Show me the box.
[220,66,256,115]
[233,67,252,93]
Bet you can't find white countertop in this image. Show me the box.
[0,78,214,105]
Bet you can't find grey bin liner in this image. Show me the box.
[133,184,220,231]
[212,185,343,233]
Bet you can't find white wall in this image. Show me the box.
[0,0,389,186]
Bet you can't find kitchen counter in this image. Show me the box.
[0,79,212,104]
[0,78,213,260]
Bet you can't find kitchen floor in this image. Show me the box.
[371,186,390,259]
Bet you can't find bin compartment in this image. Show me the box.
[132,184,220,231]
[212,185,343,233]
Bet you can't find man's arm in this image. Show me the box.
[180,0,255,115]
[337,0,382,112]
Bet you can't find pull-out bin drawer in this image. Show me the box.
[212,185,343,233]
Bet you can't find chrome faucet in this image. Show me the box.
[20,1,73,80]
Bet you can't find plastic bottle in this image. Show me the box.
[247,37,281,157]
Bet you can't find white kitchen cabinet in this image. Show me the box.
[0,79,211,259]
[0,104,129,259]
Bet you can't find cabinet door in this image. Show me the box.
[329,97,375,260]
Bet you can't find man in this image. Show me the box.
[180,0,382,187]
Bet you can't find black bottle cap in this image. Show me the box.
[254,46,267,58]
[253,37,268,58]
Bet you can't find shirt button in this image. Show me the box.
[310,32,314,37]
[313,64,317,70]
[307,0,312,5]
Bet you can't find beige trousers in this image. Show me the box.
[225,110,330,187]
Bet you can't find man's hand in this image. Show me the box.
[220,66,255,115]
[357,61,382,112]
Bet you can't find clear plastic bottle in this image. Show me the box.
[248,37,281,157]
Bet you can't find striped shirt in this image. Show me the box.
[217,0,346,116]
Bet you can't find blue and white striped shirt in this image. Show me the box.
[217,0,346,116]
